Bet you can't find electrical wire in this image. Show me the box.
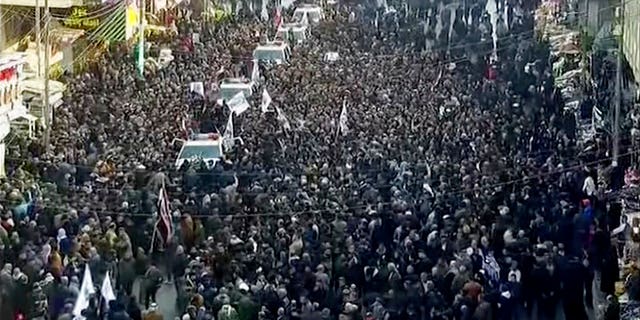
[13,21,611,180]
[1,3,629,217]
[5,0,623,73]
[9,148,640,219]
[49,0,125,20]
[3,135,625,181]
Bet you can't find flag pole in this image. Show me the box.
[149,218,158,253]
[149,179,166,254]
[97,294,104,318]
[137,0,145,77]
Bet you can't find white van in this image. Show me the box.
[276,23,309,44]
[293,4,324,25]
[253,41,291,64]
[175,133,224,169]
[219,78,254,102]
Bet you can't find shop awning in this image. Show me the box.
[22,79,67,94]
[90,3,127,42]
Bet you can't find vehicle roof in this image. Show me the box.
[183,140,222,146]
[254,41,289,50]
[220,78,252,85]
[296,4,321,9]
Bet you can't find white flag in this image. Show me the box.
[226,92,251,115]
[374,11,379,29]
[224,113,234,139]
[73,264,96,317]
[101,271,116,302]
[251,60,260,82]
[189,82,205,97]
[339,100,348,135]
[223,113,235,150]
[260,0,269,21]
[592,105,603,128]
[261,89,272,113]
[276,106,291,131]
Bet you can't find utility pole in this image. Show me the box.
[43,0,51,153]
[137,0,145,77]
[35,0,41,77]
[204,0,209,30]
[613,1,624,167]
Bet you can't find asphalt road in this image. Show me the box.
[132,278,178,320]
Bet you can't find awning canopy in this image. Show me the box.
[22,79,67,94]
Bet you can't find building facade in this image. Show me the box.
[0,54,34,177]
[623,0,640,89]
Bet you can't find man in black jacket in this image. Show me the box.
[172,245,189,293]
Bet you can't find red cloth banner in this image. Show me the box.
[0,68,16,82]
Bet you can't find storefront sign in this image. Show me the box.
[125,4,139,40]
[63,7,101,30]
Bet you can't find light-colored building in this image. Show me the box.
[0,54,36,177]
[581,0,615,34]
[623,0,640,89]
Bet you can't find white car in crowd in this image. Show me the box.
[175,133,224,169]
[253,41,291,64]
[293,4,324,25]
[219,77,255,102]
[276,22,309,44]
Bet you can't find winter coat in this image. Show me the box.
[473,301,492,320]
[109,310,131,320]
[143,310,163,320]
[117,257,136,288]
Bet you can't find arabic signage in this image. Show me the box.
[63,7,101,30]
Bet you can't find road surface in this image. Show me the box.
[132,278,178,319]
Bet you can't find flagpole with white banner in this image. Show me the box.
[261,89,272,113]
[101,271,117,302]
[96,271,116,317]
[223,113,235,150]
[339,99,348,136]
[72,264,96,318]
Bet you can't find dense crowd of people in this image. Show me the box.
[0,0,634,319]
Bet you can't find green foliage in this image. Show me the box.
[49,63,64,80]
